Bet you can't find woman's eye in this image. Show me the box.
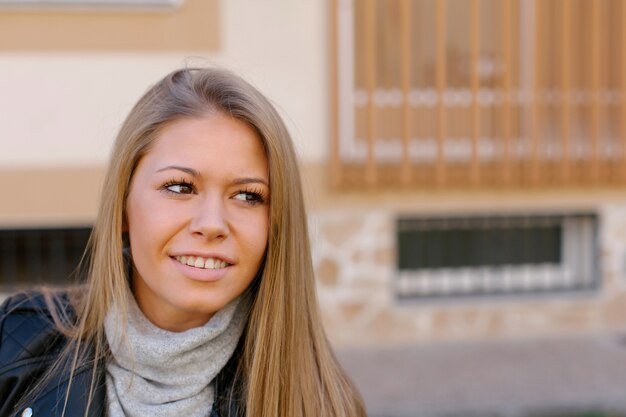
[164,183,194,194]
[234,191,264,205]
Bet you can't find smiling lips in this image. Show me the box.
[174,255,231,270]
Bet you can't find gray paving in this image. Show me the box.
[337,334,626,417]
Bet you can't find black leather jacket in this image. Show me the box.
[0,292,243,417]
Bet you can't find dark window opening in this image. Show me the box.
[399,223,562,269]
[0,227,91,291]
[396,214,598,299]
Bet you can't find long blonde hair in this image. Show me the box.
[31,68,365,417]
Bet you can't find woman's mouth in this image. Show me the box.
[174,255,230,270]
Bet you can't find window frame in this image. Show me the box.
[395,213,599,300]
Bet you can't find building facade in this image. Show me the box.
[1,0,626,352]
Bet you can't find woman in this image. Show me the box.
[0,68,366,417]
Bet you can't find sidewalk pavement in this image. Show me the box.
[337,333,626,417]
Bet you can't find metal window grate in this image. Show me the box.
[396,213,598,299]
[330,0,626,189]
[0,227,91,291]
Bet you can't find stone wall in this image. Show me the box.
[311,205,626,348]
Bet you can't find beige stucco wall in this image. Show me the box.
[0,0,328,168]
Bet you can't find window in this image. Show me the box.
[331,0,626,189]
[0,227,91,291]
[396,213,598,299]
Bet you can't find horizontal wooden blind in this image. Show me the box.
[331,0,626,189]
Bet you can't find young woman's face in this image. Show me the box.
[125,114,269,332]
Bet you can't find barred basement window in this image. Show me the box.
[396,214,598,299]
[0,227,91,291]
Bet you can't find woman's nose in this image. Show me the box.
[188,195,229,240]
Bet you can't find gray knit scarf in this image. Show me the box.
[104,295,248,417]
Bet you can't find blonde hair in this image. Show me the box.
[27,68,365,417]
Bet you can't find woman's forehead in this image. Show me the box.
[137,115,269,182]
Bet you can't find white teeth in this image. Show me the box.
[204,258,215,269]
[175,255,229,269]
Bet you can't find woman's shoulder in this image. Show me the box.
[1,289,67,314]
[0,289,74,370]
[0,289,105,417]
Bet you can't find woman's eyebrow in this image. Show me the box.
[156,165,200,177]
[233,177,269,187]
